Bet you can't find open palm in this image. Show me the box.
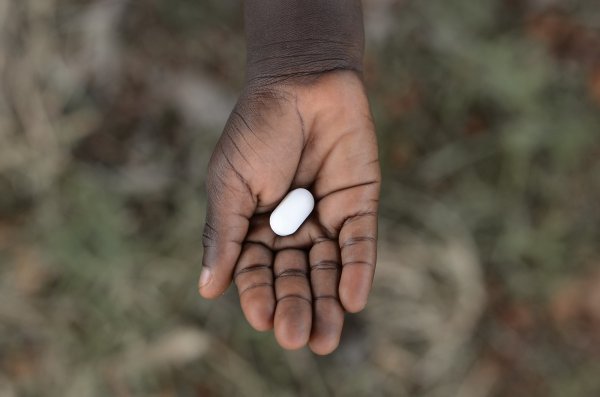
[199,71,380,355]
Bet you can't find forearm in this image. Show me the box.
[244,0,364,83]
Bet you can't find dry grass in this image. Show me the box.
[1,0,600,396]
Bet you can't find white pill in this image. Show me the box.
[269,188,315,237]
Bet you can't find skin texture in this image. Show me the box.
[244,0,364,83]
[199,0,378,355]
[199,71,380,354]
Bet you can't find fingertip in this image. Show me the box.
[198,271,228,299]
[339,282,368,313]
[249,315,274,332]
[275,329,310,351]
[274,300,311,350]
[339,260,374,313]
[243,299,275,331]
[309,338,340,356]
[200,241,244,299]
[339,286,368,313]
[198,284,224,300]
[309,300,344,355]
[198,266,212,286]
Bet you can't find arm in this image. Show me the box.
[199,0,380,355]
[244,0,364,83]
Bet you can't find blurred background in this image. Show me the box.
[1,0,600,396]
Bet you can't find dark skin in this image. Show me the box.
[198,0,380,355]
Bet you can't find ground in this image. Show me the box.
[1,0,600,396]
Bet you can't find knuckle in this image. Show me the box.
[313,295,338,301]
[239,282,273,297]
[342,211,377,228]
[342,260,375,269]
[340,235,376,249]
[276,294,311,304]
[233,263,271,280]
[310,260,339,272]
[275,268,308,279]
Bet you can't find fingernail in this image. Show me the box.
[199,268,212,288]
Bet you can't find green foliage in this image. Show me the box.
[2,0,599,396]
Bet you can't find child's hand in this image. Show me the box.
[199,71,380,355]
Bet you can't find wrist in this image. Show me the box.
[244,0,364,84]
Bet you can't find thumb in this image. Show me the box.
[199,139,257,299]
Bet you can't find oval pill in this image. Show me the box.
[269,188,315,237]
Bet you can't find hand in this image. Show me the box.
[199,70,380,355]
